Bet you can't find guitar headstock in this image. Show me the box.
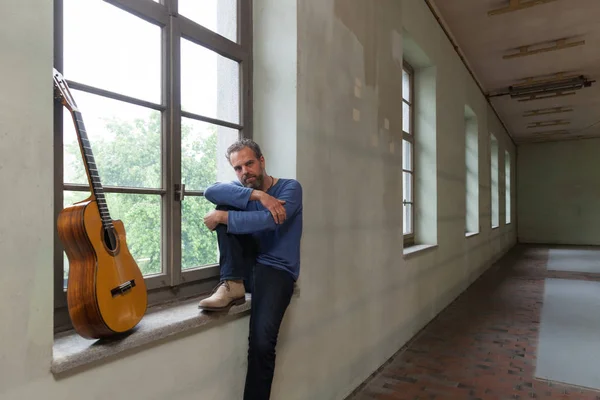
[53,68,79,112]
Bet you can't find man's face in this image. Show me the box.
[229,147,266,189]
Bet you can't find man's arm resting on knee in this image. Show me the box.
[205,181,281,209]
[219,181,302,235]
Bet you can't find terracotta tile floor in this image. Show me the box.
[348,245,600,400]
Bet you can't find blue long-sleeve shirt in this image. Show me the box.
[204,178,303,280]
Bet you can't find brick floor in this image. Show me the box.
[347,245,600,400]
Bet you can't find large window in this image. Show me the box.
[505,150,511,224]
[402,62,415,246]
[53,0,252,331]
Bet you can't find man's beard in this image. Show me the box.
[242,172,264,189]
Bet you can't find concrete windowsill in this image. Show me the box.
[51,294,252,376]
[52,284,300,376]
[465,232,479,238]
[403,243,438,258]
[492,225,500,230]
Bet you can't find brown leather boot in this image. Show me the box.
[198,280,246,311]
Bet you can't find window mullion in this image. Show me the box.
[168,14,183,287]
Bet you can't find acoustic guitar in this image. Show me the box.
[53,68,147,339]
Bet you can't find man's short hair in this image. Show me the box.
[226,138,263,162]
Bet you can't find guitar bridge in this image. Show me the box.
[111,279,137,297]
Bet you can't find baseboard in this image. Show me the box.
[518,241,600,248]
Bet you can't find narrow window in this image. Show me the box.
[402,62,415,246]
[465,106,479,234]
[505,150,511,224]
[490,134,499,228]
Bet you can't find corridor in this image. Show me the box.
[5,1,600,399]
[349,245,600,400]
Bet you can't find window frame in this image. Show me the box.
[402,61,415,247]
[53,0,253,332]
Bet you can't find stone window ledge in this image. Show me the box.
[51,294,252,376]
[403,243,438,259]
[52,284,300,376]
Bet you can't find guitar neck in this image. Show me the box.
[71,110,113,229]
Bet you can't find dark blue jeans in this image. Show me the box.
[214,208,294,400]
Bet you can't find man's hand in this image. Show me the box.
[251,191,287,224]
[203,210,227,231]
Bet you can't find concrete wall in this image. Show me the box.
[0,1,516,400]
[0,0,55,395]
[252,0,297,179]
[518,139,600,245]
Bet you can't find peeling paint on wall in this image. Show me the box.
[334,0,404,136]
[334,0,378,87]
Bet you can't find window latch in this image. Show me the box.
[175,183,185,202]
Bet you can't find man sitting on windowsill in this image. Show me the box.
[199,138,303,400]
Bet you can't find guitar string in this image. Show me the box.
[75,110,126,290]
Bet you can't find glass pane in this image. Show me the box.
[182,117,239,191]
[62,191,92,288]
[105,193,162,276]
[403,69,410,101]
[62,192,161,286]
[63,0,161,103]
[63,90,161,188]
[403,171,413,203]
[182,196,219,270]
[403,139,412,171]
[181,38,240,124]
[179,0,238,43]
[403,203,413,235]
[403,101,411,134]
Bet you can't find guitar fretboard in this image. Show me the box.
[73,111,114,230]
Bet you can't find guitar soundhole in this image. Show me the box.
[104,227,118,252]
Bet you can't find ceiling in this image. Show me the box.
[429,0,600,144]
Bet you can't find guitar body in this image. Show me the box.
[58,198,148,339]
